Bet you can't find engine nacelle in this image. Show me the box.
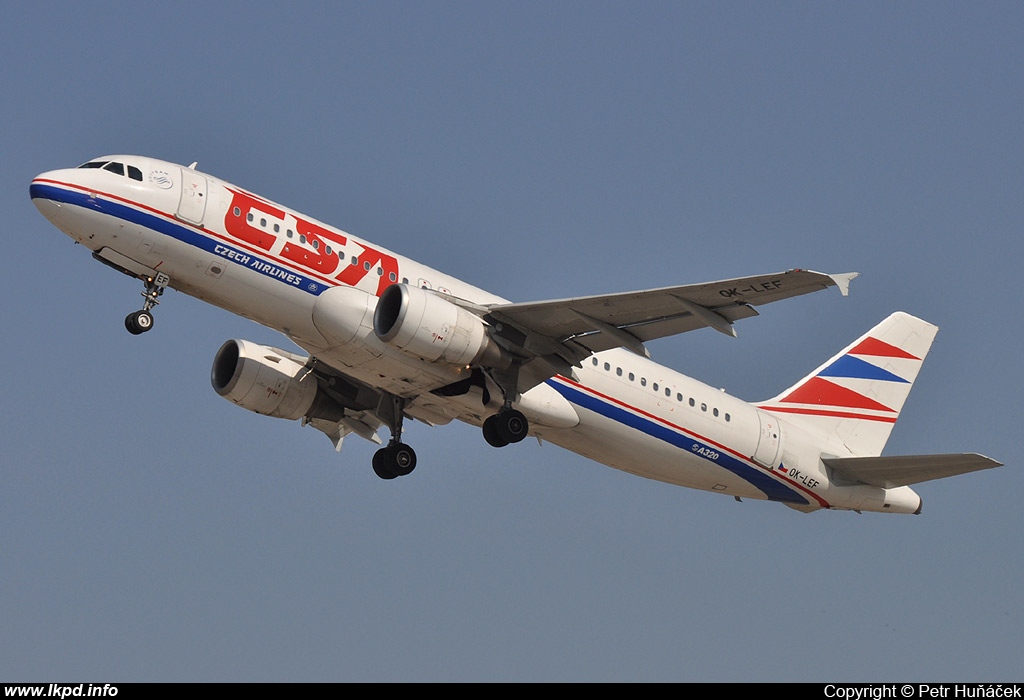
[211,339,343,422]
[373,284,509,368]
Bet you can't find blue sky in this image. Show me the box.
[2,1,1021,682]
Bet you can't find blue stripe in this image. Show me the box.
[548,379,808,504]
[31,183,328,296]
[818,355,908,383]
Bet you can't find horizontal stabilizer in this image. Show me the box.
[822,453,1003,488]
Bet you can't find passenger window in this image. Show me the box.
[653,383,659,392]
[592,358,598,366]
[665,388,671,397]
[628,372,635,381]
[713,408,719,417]
[676,393,683,402]
[641,378,647,387]
[689,398,695,407]
[616,367,622,377]
[603,362,610,371]
[312,240,319,249]
[389,272,397,282]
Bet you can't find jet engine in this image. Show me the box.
[373,284,510,368]
[211,339,344,422]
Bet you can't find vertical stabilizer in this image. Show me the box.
[758,312,938,457]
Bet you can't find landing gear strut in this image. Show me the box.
[372,393,417,479]
[480,366,531,448]
[125,272,169,335]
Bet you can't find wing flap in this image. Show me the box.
[822,453,1003,488]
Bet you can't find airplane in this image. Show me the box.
[30,155,1002,514]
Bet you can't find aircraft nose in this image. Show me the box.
[30,169,80,229]
[31,173,59,216]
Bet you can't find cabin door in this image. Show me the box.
[177,168,207,225]
[753,411,782,467]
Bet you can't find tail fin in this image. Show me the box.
[759,312,938,457]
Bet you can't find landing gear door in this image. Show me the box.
[753,410,782,468]
[177,168,207,226]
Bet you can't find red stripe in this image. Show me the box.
[760,405,898,423]
[849,336,920,360]
[780,376,895,412]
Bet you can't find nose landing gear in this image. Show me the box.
[125,272,169,335]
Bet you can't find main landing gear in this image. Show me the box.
[478,367,530,448]
[369,377,531,479]
[372,394,417,480]
[482,408,529,448]
[124,272,169,335]
[372,441,417,480]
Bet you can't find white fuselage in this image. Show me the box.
[31,156,922,514]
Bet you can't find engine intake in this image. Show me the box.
[211,339,344,422]
[373,284,509,368]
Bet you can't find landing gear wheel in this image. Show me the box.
[483,415,510,448]
[387,442,417,476]
[372,442,417,479]
[497,409,529,444]
[372,449,398,480]
[124,310,154,335]
[483,409,529,447]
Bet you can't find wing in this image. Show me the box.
[480,269,857,390]
[296,269,855,446]
[822,453,1003,488]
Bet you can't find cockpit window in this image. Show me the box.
[77,160,143,181]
